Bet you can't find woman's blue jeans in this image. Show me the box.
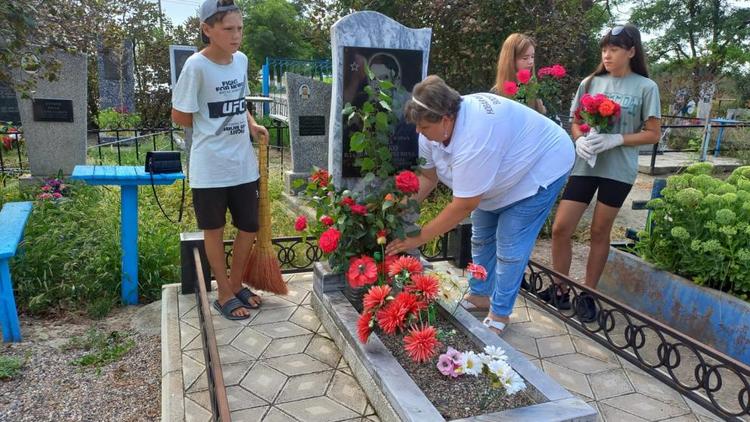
[468,174,568,317]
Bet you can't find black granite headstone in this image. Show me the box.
[32,99,74,122]
[0,82,21,123]
[299,115,326,136]
[342,46,422,178]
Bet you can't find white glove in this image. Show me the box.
[575,136,594,161]
[587,133,624,154]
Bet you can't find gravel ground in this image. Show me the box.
[0,304,161,422]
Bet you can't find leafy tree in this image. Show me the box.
[630,0,750,96]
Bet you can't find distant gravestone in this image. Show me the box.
[328,11,431,189]
[15,52,87,177]
[97,39,135,112]
[169,45,197,88]
[0,82,21,123]
[284,72,332,193]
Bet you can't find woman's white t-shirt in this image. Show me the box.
[172,51,259,188]
[419,93,574,211]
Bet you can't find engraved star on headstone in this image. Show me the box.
[350,61,360,72]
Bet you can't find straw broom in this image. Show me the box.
[243,133,288,295]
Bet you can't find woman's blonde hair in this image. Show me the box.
[492,33,536,96]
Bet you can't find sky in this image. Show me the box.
[155,0,200,26]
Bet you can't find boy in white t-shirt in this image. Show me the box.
[171,0,268,320]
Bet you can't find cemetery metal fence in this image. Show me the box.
[0,128,27,184]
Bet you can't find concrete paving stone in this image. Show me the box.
[182,354,206,391]
[277,396,360,422]
[214,326,243,346]
[265,353,331,376]
[253,321,312,339]
[182,306,199,320]
[178,296,196,317]
[366,415,381,422]
[258,295,298,309]
[617,355,649,377]
[276,370,335,403]
[290,277,313,290]
[510,306,530,323]
[183,334,203,351]
[241,363,288,403]
[249,306,297,326]
[527,358,542,370]
[570,332,619,363]
[514,295,527,308]
[231,327,272,358]
[184,396,212,422]
[181,317,200,330]
[263,407,299,422]
[509,319,568,339]
[602,393,691,420]
[547,352,620,374]
[364,404,375,416]
[338,366,353,376]
[681,396,723,422]
[315,324,332,339]
[327,371,369,415]
[626,369,688,409]
[537,334,576,358]
[541,360,594,400]
[186,371,209,394]
[588,369,634,400]
[226,385,268,411]
[222,361,255,386]
[501,327,540,357]
[598,403,647,422]
[527,307,570,329]
[289,306,322,332]
[263,334,314,358]
[185,390,211,411]
[216,345,254,364]
[230,405,269,422]
[210,312,254,330]
[305,335,341,368]
[281,287,309,304]
[660,415,699,421]
[180,322,200,350]
[183,349,205,365]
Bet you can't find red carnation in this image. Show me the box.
[347,255,379,288]
[391,291,427,317]
[350,204,368,216]
[319,215,334,226]
[311,169,330,187]
[403,325,439,363]
[318,228,341,253]
[341,196,355,207]
[363,285,392,312]
[406,274,440,301]
[376,304,406,335]
[294,215,307,231]
[466,262,488,281]
[357,312,373,343]
[388,255,423,277]
[395,170,420,194]
[516,69,532,84]
[502,81,519,96]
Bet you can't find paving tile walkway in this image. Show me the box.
[175,267,731,422]
[176,275,378,422]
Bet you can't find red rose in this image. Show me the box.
[502,81,519,96]
[319,215,334,226]
[551,64,566,79]
[537,67,552,78]
[516,69,532,84]
[581,94,597,114]
[318,228,341,253]
[579,123,591,133]
[395,170,419,194]
[341,197,355,207]
[350,204,368,216]
[347,255,379,288]
[294,215,307,231]
[599,100,616,117]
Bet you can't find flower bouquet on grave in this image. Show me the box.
[436,345,526,395]
[37,170,71,202]
[574,93,622,167]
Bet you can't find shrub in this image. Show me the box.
[95,107,142,131]
[636,163,750,300]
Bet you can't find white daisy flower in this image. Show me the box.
[459,351,483,376]
[504,371,527,395]
[487,359,512,379]
[483,345,508,361]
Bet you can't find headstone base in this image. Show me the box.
[284,170,310,195]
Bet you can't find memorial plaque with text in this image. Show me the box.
[299,115,326,136]
[342,46,422,177]
[32,99,74,122]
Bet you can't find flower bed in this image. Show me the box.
[311,262,597,422]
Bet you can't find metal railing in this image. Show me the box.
[88,127,182,166]
[521,261,750,421]
[0,128,27,184]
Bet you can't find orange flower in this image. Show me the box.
[599,100,616,117]
[403,325,439,363]
[384,193,395,202]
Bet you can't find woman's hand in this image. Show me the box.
[385,235,424,256]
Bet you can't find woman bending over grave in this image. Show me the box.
[385,75,574,335]
[492,33,546,114]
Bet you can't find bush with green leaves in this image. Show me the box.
[95,107,142,130]
[636,163,750,300]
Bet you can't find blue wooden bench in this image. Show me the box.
[0,201,33,342]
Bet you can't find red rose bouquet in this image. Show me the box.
[574,93,623,167]
[502,65,567,118]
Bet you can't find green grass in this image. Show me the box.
[0,354,25,380]
[65,329,135,370]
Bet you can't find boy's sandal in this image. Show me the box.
[235,287,261,309]
[483,317,506,334]
[213,298,252,320]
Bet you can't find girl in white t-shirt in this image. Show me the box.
[386,75,574,335]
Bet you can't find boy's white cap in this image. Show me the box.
[200,0,239,22]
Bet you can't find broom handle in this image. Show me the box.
[257,133,272,244]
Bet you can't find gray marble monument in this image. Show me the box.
[327,11,431,188]
[285,72,332,193]
[15,52,87,177]
[97,39,136,112]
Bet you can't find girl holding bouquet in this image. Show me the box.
[549,24,661,321]
[386,75,574,335]
[491,33,546,114]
